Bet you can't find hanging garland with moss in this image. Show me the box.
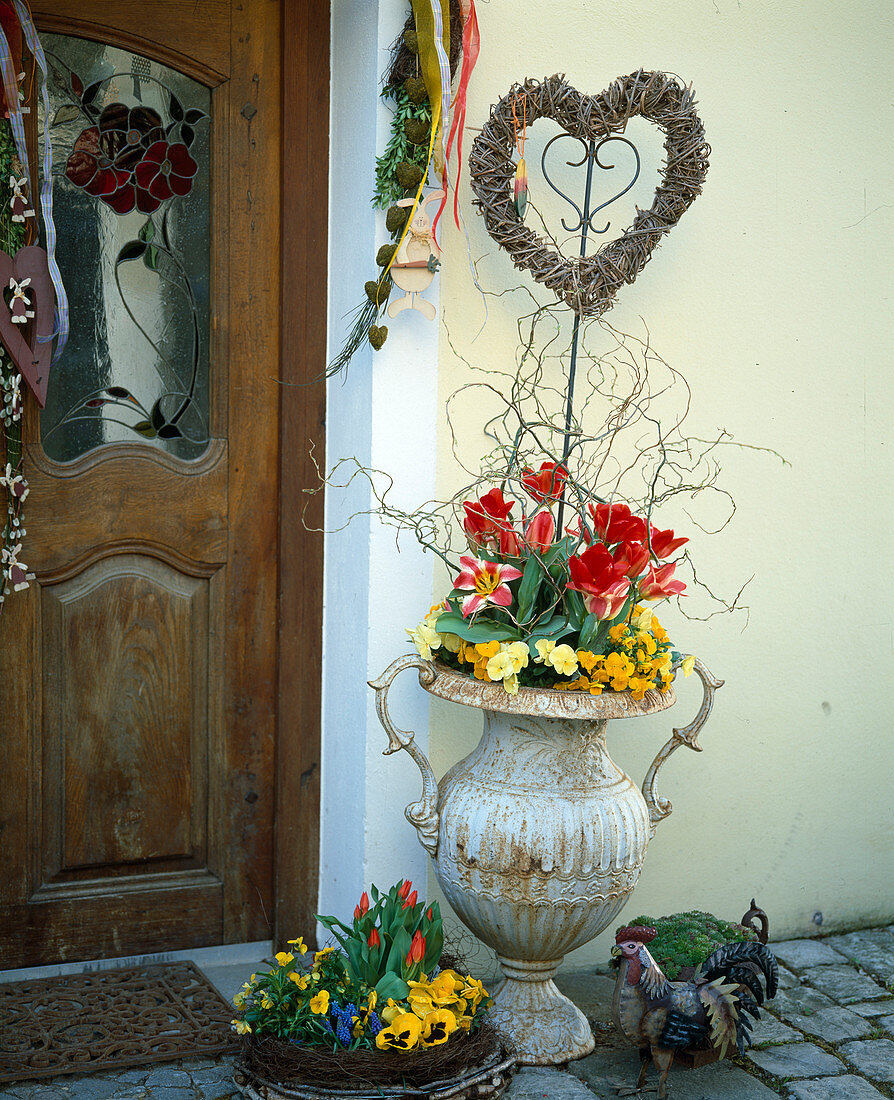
[328,0,477,374]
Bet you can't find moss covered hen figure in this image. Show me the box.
[610,924,778,1098]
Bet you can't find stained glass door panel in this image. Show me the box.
[40,35,211,461]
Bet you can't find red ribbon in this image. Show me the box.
[432,0,480,239]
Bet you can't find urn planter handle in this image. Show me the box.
[368,654,441,856]
[641,657,724,835]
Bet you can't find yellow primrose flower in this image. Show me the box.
[505,641,530,672]
[485,650,516,682]
[534,638,555,664]
[421,1008,458,1046]
[472,660,492,681]
[376,1011,423,1051]
[231,1019,252,1034]
[630,606,653,632]
[381,998,402,1025]
[548,644,578,676]
[681,655,696,677]
[274,951,294,967]
[309,990,330,1014]
[440,631,463,653]
[503,673,519,695]
[588,682,604,695]
[407,622,441,661]
[287,936,307,953]
[288,972,309,989]
[475,640,500,659]
[576,650,599,672]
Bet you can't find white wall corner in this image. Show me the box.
[319,0,439,937]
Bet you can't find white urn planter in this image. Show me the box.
[369,656,722,1066]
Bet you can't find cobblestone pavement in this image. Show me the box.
[2,927,892,1099]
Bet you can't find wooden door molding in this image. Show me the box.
[274,0,328,949]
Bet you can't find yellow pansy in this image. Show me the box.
[314,946,335,963]
[456,974,488,1011]
[407,621,441,661]
[608,622,628,643]
[604,652,633,678]
[475,640,500,659]
[274,951,294,967]
[376,1011,423,1051]
[548,644,578,676]
[381,998,403,1025]
[231,1018,252,1034]
[421,1008,458,1046]
[636,631,657,656]
[407,983,436,1019]
[485,650,516,682]
[576,650,599,672]
[287,936,307,953]
[288,972,309,989]
[260,995,274,1010]
[505,641,530,672]
[232,991,246,1008]
[534,638,555,664]
[588,682,604,695]
[472,659,492,681]
[309,989,330,1014]
[627,676,655,701]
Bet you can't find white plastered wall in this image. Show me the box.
[323,0,894,968]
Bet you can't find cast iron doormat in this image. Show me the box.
[0,960,239,1083]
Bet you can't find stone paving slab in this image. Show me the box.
[878,1014,894,1033]
[769,984,875,1043]
[849,1000,894,1017]
[506,1067,595,1099]
[553,973,616,1025]
[773,939,849,969]
[746,1041,846,1079]
[0,1058,240,1100]
[750,1012,802,1045]
[839,1039,894,1082]
[786,1075,888,1099]
[824,931,894,984]
[569,1046,780,1098]
[802,965,889,1005]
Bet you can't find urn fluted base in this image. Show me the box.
[489,957,595,1065]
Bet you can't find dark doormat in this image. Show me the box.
[0,960,240,1083]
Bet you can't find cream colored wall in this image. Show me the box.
[426,0,894,969]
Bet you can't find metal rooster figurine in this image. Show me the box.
[610,925,778,1098]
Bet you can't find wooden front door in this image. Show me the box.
[0,0,326,969]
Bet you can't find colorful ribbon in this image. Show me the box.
[439,0,479,234]
[12,0,68,359]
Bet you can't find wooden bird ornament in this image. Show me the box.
[387,189,445,322]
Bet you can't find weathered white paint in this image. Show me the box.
[320,0,438,935]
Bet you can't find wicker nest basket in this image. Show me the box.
[233,1023,516,1100]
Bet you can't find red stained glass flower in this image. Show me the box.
[134,141,198,207]
[65,126,131,201]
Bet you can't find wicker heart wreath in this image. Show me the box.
[469,72,710,316]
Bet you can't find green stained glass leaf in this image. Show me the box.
[52,104,81,126]
[117,240,147,263]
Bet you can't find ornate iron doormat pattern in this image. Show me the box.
[0,961,238,1083]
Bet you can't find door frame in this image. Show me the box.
[274,0,328,948]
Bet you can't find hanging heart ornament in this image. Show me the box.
[0,245,56,406]
[469,72,709,316]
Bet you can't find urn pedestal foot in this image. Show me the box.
[489,956,594,1066]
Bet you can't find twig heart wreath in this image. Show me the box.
[468,72,710,316]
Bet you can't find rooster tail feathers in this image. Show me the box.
[698,941,779,1002]
[699,979,740,1059]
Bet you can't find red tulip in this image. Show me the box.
[648,525,688,559]
[612,540,650,578]
[398,880,412,901]
[406,931,426,966]
[525,510,556,554]
[462,488,516,550]
[354,891,370,921]
[566,543,631,620]
[368,928,381,948]
[587,502,647,546]
[638,562,687,601]
[402,889,418,910]
[521,461,567,503]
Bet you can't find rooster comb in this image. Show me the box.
[615,925,657,944]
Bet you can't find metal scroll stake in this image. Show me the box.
[539,134,641,533]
